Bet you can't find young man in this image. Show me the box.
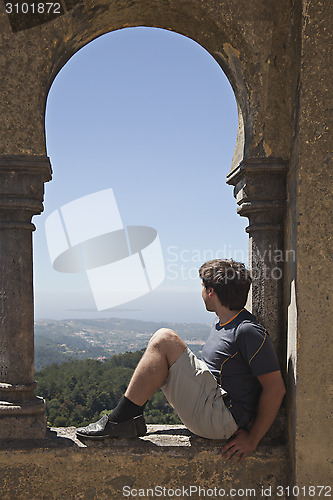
[76,259,286,462]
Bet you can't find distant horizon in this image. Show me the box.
[34,314,215,327]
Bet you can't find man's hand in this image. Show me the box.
[221,429,258,463]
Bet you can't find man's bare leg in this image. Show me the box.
[76,328,186,438]
[125,328,187,405]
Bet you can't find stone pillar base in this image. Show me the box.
[0,397,46,440]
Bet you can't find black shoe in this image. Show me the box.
[76,414,147,440]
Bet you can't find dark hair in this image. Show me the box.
[199,259,251,310]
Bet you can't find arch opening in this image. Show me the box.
[34,27,247,324]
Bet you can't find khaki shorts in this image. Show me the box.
[161,348,238,439]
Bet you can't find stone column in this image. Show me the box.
[0,155,52,440]
[226,158,288,366]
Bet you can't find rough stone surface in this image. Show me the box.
[284,0,333,486]
[0,425,290,499]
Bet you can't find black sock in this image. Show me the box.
[108,396,146,423]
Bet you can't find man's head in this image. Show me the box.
[199,259,251,311]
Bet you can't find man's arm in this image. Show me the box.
[221,370,286,463]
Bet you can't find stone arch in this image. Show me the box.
[49,23,251,159]
[45,22,249,169]
[45,22,250,172]
[2,0,275,159]
[0,0,292,440]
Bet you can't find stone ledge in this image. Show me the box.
[53,424,287,456]
[0,425,290,499]
[0,423,287,454]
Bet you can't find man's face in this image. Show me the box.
[201,282,215,312]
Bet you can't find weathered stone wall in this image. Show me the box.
[284,0,333,486]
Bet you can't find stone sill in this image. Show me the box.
[0,425,290,499]
[57,424,286,453]
[0,423,286,454]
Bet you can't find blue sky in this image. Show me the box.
[33,27,248,324]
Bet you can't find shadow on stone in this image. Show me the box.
[0,428,74,450]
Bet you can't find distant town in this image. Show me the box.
[34,317,211,372]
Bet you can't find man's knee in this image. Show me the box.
[148,328,183,348]
[148,328,187,367]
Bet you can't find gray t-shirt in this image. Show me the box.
[201,309,280,428]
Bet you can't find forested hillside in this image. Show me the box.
[35,350,181,427]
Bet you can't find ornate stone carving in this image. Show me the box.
[227,158,288,363]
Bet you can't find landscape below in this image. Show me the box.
[34,317,211,428]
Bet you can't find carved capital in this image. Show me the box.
[0,155,52,229]
[226,158,288,233]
